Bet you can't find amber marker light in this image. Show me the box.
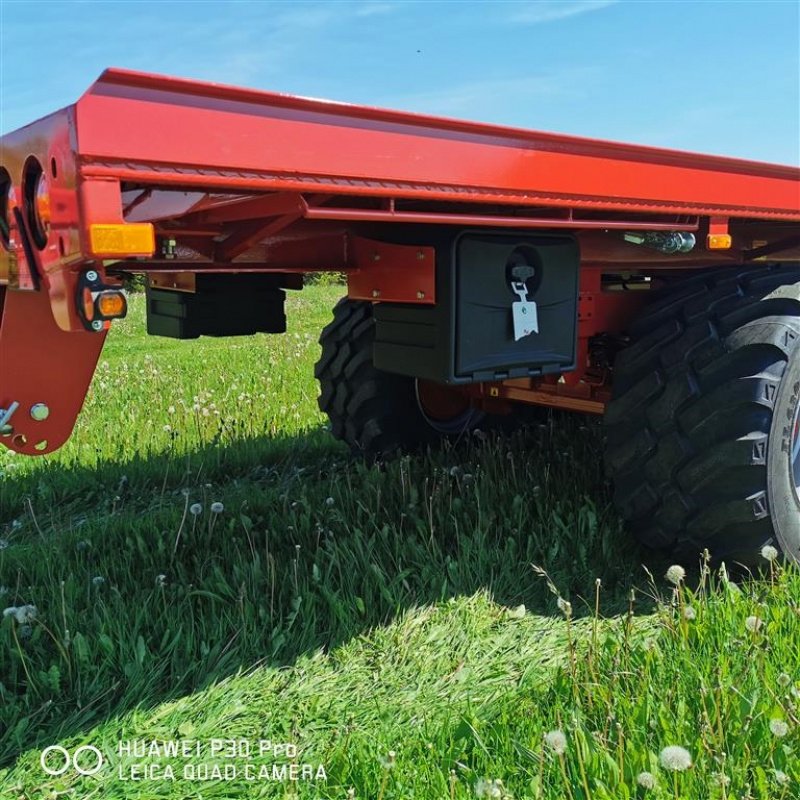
[96,290,127,319]
[707,233,732,250]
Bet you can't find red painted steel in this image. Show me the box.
[0,286,107,454]
[347,238,436,304]
[72,69,800,219]
[1,68,800,454]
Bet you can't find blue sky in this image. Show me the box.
[1,0,798,164]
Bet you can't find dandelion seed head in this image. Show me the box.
[761,544,779,562]
[778,672,792,688]
[711,772,731,788]
[556,597,572,618]
[210,502,224,514]
[637,771,656,789]
[0,539,9,551]
[325,497,335,507]
[189,503,203,516]
[745,615,763,633]
[659,745,692,771]
[683,605,697,620]
[92,576,105,587]
[155,574,167,588]
[769,718,789,737]
[544,729,567,756]
[774,770,789,785]
[474,779,503,798]
[665,565,686,585]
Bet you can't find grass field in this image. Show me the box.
[0,285,797,799]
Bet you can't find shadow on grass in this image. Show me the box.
[0,412,662,766]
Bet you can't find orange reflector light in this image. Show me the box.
[707,233,732,250]
[82,287,95,321]
[97,291,127,318]
[88,223,155,257]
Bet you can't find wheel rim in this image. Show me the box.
[792,397,800,504]
[414,379,484,435]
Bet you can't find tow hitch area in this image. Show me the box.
[372,231,579,384]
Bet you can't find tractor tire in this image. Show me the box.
[605,264,800,566]
[315,298,486,457]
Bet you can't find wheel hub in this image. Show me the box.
[414,379,484,435]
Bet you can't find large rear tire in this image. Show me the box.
[315,298,486,457]
[605,265,800,566]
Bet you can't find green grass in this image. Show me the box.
[0,287,798,799]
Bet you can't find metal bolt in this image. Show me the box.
[372,289,381,298]
[30,403,50,421]
[91,320,104,331]
[85,270,99,282]
[372,253,381,262]
[416,251,425,260]
[416,291,425,300]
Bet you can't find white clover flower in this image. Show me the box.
[379,750,396,770]
[761,544,779,562]
[163,424,172,433]
[659,745,692,771]
[3,606,17,619]
[683,606,697,620]
[168,405,176,415]
[92,576,105,587]
[778,672,792,688]
[637,771,656,789]
[544,729,567,756]
[745,615,763,633]
[774,770,789,785]
[556,597,572,618]
[769,718,789,737]
[325,497,335,507]
[665,565,686,585]
[210,502,224,514]
[155,574,167,588]
[189,503,203,516]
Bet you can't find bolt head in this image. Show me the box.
[85,270,99,282]
[372,253,381,262]
[30,403,50,422]
[371,289,380,298]
[91,320,104,331]
[416,291,425,300]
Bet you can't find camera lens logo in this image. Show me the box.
[40,745,105,776]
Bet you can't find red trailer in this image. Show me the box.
[2,69,799,565]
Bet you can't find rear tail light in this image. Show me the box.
[77,270,128,331]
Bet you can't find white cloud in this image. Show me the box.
[508,0,617,25]
[354,2,399,17]
[388,69,598,120]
